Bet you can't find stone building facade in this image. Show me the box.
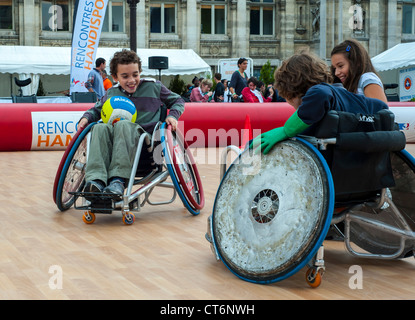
[0,0,413,75]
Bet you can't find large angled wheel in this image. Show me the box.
[54,123,95,211]
[349,150,415,258]
[160,123,204,215]
[210,138,334,284]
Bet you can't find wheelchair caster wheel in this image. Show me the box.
[123,212,135,225]
[82,211,96,224]
[306,268,323,288]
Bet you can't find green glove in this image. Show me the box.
[250,111,310,154]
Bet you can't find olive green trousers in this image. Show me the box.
[85,121,144,185]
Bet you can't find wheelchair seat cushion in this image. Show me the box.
[314,109,406,196]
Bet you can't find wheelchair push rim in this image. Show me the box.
[160,122,204,214]
[210,138,334,284]
[54,123,95,211]
[53,123,85,204]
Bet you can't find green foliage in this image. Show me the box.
[36,79,46,96]
[259,60,276,86]
[168,75,186,96]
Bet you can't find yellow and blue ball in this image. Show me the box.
[101,96,137,125]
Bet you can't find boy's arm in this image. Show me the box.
[80,100,102,123]
[250,111,310,154]
[79,90,109,128]
[251,85,333,154]
[159,83,185,120]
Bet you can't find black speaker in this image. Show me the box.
[149,56,169,70]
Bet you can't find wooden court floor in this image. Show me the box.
[0,145,415,300]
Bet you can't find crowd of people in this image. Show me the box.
[183,67,285,104]
[87,39,386,108]
[181,39,386,106]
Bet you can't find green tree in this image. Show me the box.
[259,60,276,86]
[168,75,186,96]
[36,79,46,96]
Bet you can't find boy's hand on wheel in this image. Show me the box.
[250,127,288,155]
[166,116,178,131]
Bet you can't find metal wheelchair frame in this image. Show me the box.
[54,121,203,225]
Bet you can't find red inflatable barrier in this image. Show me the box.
[0,102,414,151]
[0,103,93,151]
[179,103,294,147]
[0,102,295,151]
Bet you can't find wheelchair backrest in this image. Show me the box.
[313,109,406,201]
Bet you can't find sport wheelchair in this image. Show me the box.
[206,109,415,288]
[53,121,204,225]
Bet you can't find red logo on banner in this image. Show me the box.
[404,77,412,91]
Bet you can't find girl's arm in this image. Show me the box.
[364,84,388,104]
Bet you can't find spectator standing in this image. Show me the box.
[213,73,225,102]
[101,69,113,91]
[229,58,248,101]
[85,57,106,100]
[222,79,231,102]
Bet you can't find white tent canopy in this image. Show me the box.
[0,45,211,76]
[372,42,415,72]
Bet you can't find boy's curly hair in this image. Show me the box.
[110,49,142,76]
[274,52,333,100]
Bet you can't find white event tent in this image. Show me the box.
[371,42,415,72]
[372,42,415,101]
[0,45,211,97]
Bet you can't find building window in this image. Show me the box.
[0,0,12,30]
[41,0,69,31]
[403,1,415,34]
[201,1,226,35]
[102,0,124,33]
[150,3,176,33]
[250,0,274,36]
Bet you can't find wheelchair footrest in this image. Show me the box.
[70,191,122,213]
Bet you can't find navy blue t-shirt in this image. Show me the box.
[298,83,389,130]
[229,71,248,96]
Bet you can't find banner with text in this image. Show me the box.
[70,0,108,94]
[31,111,85,150]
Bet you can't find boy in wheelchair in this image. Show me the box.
[77,49,185,200]
[250,51,410,248]
[251,51,390,154]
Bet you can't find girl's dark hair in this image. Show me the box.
[247,76,258,86]
[330,39,379,93]
[237,57,248,67]
[274,52,333,100]
[110,49,142,76]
